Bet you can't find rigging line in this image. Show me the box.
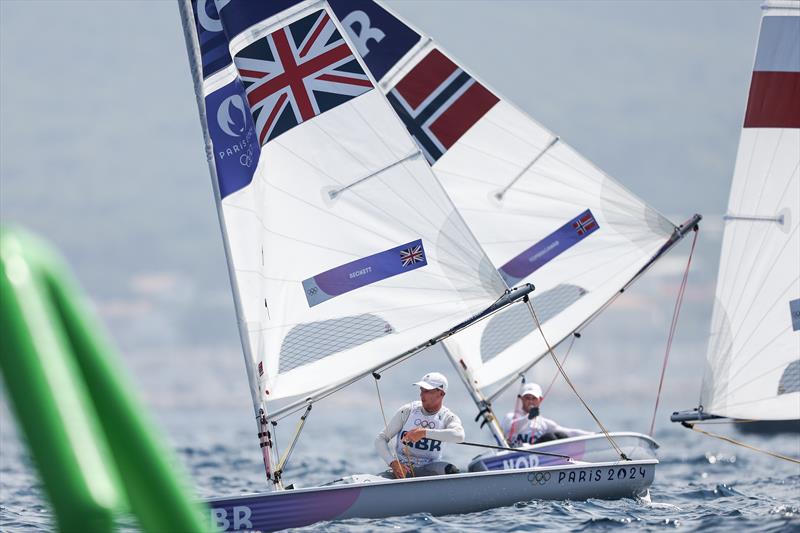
[273,404,312,483]
[372,373,404,476]
[543,334,577,398]
[496,136,560,199]
[487,281,635,405]
[648,228,698,437]
[682,422,800,464]
[524,297,628,460]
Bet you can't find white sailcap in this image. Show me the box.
[700,0,800,421]
[182,0,506,405]
[330,1,678,390]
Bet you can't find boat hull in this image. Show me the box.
[206,459,657,532]
[468,432,659,471]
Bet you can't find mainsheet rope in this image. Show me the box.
[543,333,578,398]
[683,422,800,464]
[648,227,699,436]
[524,297,628,460]
[372,373,411,477]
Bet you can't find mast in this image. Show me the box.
[444,344,509,446]
[177,0,277,489]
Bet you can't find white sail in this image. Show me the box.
[182,0,505,404]
[330,1,677,390]
[700,0,800,421]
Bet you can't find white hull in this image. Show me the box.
[207,459,657,532]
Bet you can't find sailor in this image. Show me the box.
[374,372,465,478]
[502,382,592,447]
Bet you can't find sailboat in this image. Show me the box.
[671,0,799,434]
[178,0,686,530]
[324,0,697,465]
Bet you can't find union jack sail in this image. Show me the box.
[233,10,373,145]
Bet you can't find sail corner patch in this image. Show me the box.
[303,239,427,307]
[790,298,800,332]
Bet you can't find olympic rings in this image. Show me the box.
[414,419,436,429]
[526,472,551,486]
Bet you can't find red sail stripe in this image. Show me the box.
[238,69,269,79]
[743,71,800,128]
[394,49,458,109]
[316,73,373,87]
[259,92,288,145]
[428,80,499,150]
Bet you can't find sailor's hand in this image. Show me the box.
[404,426,426,443]
[390,460,410,479]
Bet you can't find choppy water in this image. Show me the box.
[1,349,799,532]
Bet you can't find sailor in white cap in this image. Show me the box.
[502,382,592,447]
[375,372,465,478]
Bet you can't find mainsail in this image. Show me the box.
[329,1,679,390]
[180,0,506,413]
[699,0,800,421]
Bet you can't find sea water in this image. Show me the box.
[1,343,798,533]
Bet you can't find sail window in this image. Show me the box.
[778,360,800,395]
[279,314,393,373]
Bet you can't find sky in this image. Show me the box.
[0,0,764,416]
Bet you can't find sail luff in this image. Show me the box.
[176,0,276,485]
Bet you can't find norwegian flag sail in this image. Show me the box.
[386,49,498,164]
[329,0,683,391]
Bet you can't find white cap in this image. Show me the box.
[519,382,543,398]
[413,372,448,393]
